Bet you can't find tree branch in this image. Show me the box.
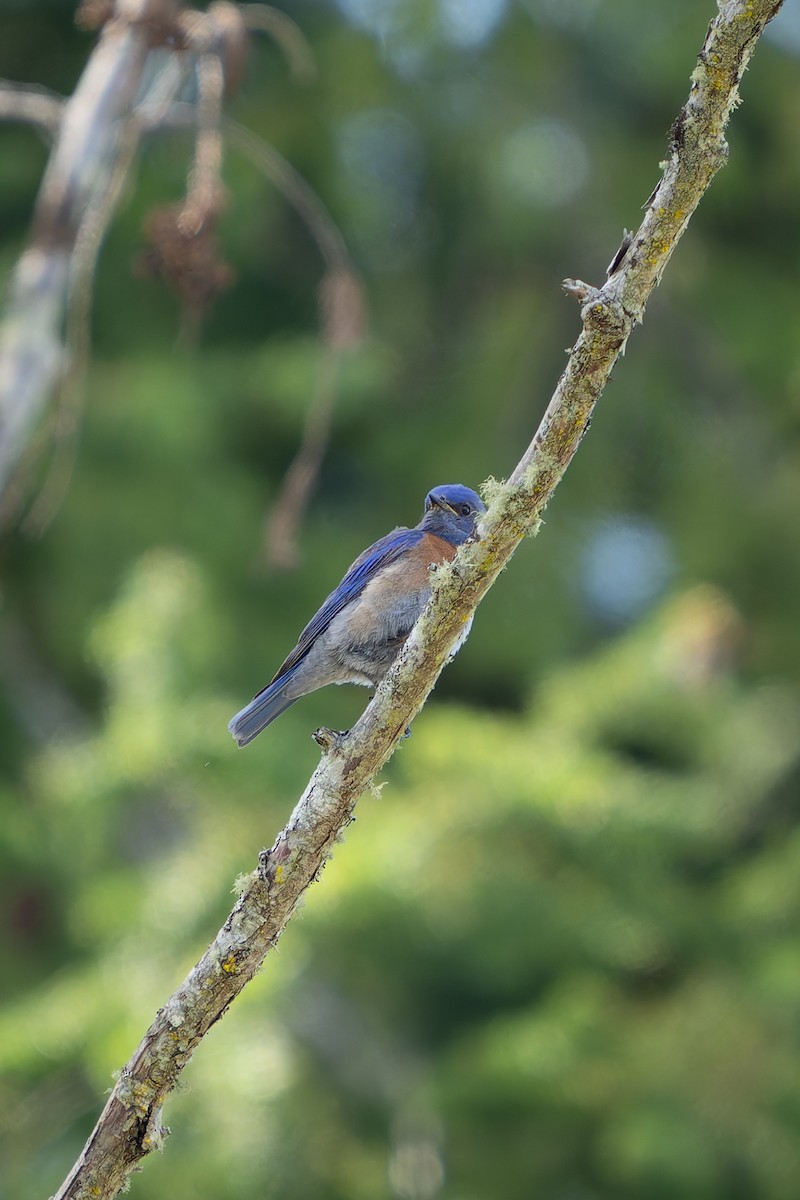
[0,0,161,502]
[51,2,783,1198]
[224,121,366,568]
[0,82,63,133]
[0,0,249,509]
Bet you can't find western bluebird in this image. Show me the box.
[228,483,485,746]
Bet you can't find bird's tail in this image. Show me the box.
[228,673,300,747]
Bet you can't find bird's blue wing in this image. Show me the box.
[270,527,425,683]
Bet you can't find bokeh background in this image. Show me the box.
[3,1,800,1197]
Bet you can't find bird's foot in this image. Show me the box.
[312,726,349,751]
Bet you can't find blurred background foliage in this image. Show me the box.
[2,0,800,1197]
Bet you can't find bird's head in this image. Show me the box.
[421,484,485,545]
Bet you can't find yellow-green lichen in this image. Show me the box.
[232,872,251,897]
[479,475,506,506]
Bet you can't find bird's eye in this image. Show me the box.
[459,503,472,517]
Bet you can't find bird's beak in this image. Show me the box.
[430,494,457,514]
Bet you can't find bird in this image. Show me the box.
[228,483,485,746]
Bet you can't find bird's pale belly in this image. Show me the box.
[335,578,431,685]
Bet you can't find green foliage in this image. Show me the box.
[1,2,800,1198]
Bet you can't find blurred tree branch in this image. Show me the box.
[0,82,63,133]
[49,1,783,1197]
[0,0,342,526]
[223,120,365,569]
[0,0,179,502]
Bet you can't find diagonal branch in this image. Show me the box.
[51,2,783,1198]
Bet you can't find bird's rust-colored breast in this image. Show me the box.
[343,532,457,640]
[421,531,458,561]
[406,531,457,581]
